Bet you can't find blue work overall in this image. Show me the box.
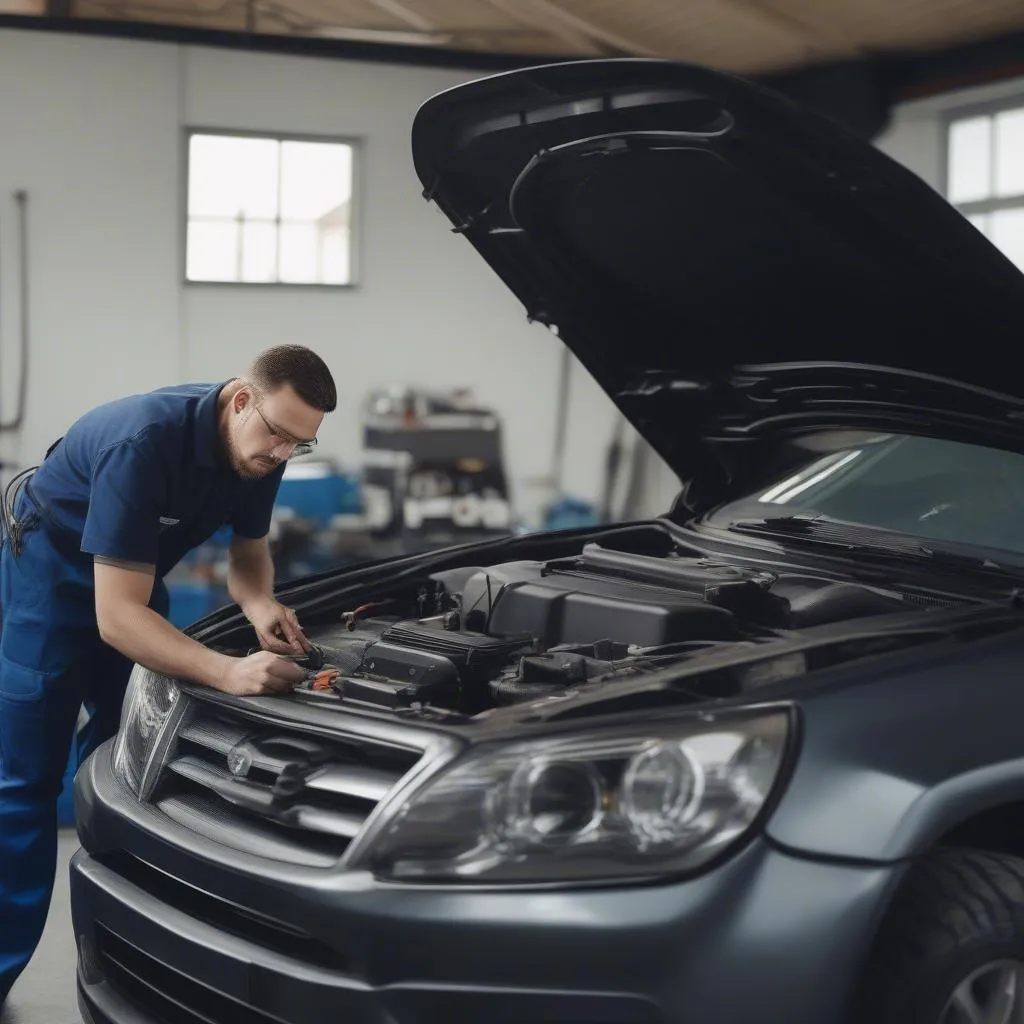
[0,488,169,1003]
[0,381,284,1005]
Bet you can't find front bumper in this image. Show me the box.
[73,741,904,1024]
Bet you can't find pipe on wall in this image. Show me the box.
[0,190,30,434]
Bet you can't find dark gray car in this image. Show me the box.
[72,58,1024,1024]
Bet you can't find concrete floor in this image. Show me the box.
[1,830,82,1024]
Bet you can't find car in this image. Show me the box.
[71,57,1024,1024]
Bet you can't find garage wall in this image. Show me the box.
[0,28,659,528]
[875,74,1024,192]
[5,26,1020,530]
[0,32,182,472]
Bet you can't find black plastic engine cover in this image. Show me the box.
[380,621,534,671]
[462,563,740,648]
[339,641,461,708]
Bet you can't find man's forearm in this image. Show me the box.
[227,543,276,612]
[99,602,233,689]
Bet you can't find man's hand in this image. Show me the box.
[244,596,312,655]
[94,558,305,697]
[218,651,306,696]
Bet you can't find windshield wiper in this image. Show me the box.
[726,514,1016,574]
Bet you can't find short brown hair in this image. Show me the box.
[247,345,337,413]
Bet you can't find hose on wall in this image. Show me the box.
[0,189,30,434]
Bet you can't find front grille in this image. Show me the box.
[153,700,425,866]
[95,924,280,1024]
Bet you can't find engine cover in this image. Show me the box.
[450,561,741,649]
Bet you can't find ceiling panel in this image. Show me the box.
[21,0,1024,77]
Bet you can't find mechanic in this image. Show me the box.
[0,344,337,1006]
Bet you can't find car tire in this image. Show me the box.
[855,847,1024,1024]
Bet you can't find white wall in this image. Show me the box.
[875,73,1024,194]
[0,32,182,465]
[9,30,1014,530]
[0,28,666,527]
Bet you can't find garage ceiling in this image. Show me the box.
[2,0,1024,76]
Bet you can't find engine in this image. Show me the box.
[283,540,919,715]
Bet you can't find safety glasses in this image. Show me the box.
[252,404,318,458]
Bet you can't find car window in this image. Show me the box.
[704,434,1024,556]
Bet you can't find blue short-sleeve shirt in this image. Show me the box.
[27,382,285,577]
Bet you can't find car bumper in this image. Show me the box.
[72,741,905,1024]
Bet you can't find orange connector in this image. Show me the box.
[311,669,339,692]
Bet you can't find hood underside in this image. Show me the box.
[411,59,1024,501]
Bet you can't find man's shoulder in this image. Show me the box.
[80,383,218,441]
[50,382,221,466]
[109,382,218,418]
[145,382,220,402]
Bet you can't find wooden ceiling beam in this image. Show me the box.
[0,0,46,12]
[477,0,604,54]
[492,0,660,57]
[364,0,433,33]
[718,0,861,54]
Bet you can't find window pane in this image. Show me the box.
[280,141,352,221]
[321,230,350,285]
[184,133,355,286]
[241,222,277,283]
[279,223,318,283]
[990,208,1024,271]
[995,108,1024,198]
[948,116,992,203]
[188,135,279,219]
[186,220,239,282]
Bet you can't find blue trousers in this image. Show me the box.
[0,514,168,1004]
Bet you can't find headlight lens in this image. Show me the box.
[358,708,790,883]
[111,665,181,798]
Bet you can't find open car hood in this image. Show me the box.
[411,59,1024,508]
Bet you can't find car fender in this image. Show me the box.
[762,623,1024,862]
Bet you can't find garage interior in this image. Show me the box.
[3,1,1024,1022]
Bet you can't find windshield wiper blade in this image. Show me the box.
[727,514,1013,574]
[729,514,823,534]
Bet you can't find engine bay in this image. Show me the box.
[214,534,959,717]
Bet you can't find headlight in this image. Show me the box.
[111,664,182,798]
[356,707,791,884]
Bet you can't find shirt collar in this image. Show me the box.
[195,382,229,469]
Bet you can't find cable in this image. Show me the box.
[0,191,30,433]
[0,465,38,555]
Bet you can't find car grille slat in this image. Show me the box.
[152,698,428,865]
[155,794,344,867]
[177,719,242,756]
[166,755,277,811]
[304,764,397,803]
[165,756,367,840]
[178,720,326,776]
[289,805,364,839]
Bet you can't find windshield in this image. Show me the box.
[704,434,1024,559]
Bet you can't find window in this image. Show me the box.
[185,131,357,286]
[946,103,1024,272]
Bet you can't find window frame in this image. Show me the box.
[941,93,1024,220]
[180,126,363,290]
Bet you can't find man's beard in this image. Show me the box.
[238,454,281,480]
[225,434,280,480]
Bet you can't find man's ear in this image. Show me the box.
[233,387,253,414]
